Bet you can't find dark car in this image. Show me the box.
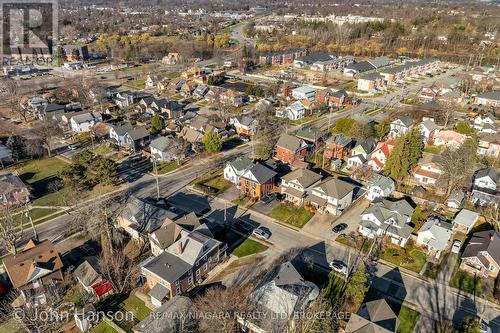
[261,193,277,204]
[234,221,253,233]
[332,223,348,233]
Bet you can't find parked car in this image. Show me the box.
[234,221,253,233]
[329,260,348,275]
[480,320,492,333]
[332,223,348,233]
[261,193,277,204]
[252,227,271,240]
[68,143,81,150]
[451,240,462,254]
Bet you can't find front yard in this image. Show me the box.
[193,171,232,196]
[17,157,69,198]
[396,306,420,333]
[335,234,374,254]
[268,203,314,228]
[379,243,427,273]
[156,161,182,175]
[231,239,268,258]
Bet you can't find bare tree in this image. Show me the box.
[0,206,24,255]
[438,141,477,196]
[31,120,63,157]
[98,243,138,294]
[4,80,28,122]
[169,137,192,166]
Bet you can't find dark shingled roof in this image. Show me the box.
[462,230,500,265]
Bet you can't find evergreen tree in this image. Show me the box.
[383,128,424,180]
[202,131,222,153]
[343,262,368,310]
[151,114,165,132]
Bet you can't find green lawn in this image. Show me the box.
[90,321,119,333]
[119,295,151,322]
[0,318,22,333]
[32,187,71,206]
[123,79,146,90]
[232,196,254,208]
[450,268,483,295]
[94,144,115,155]
[231,239,268,258]
[335,234,374,254]
[269,203,314,228]
[13,207,59,226]
[17,158,68,196]
[203,175,232,192]
[396,306,420,333]
[193,171,232,195]
[156,161,182,175]
[380,244,427,273]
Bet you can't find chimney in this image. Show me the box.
[178,240,183,255]
[490,233,495,241]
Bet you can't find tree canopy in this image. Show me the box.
[383,128,424,180]
[202,131,223,153]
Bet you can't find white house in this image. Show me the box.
[452,209,479,234]
[477,133,500,159]
[70,112,102,133]
[359,199,414,247]
[347,139,377,169]
[471,168,499,206]
[419,118,439,143]
[281,168,323,206]
[277,101,306,121]
[367,140,395,172]
[434,130,466,150]
[388,116,413,139]
[114,91,135,109]
[291,86,316,101]
[308,177,355,215]
[145,75,158,88]
[150,136,179,162]
[412,153,442,186]
[417,217,453,258]
[473,113,496,131]
[447,190,465,209]
[224,156,254,188]
[109,123,134,146]
[366,174,395,201]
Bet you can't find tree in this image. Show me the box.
[384,128,424,180]
[333,118,356,135]
[455,121,476,135]
[343,262,368,312]
[151,114,165,132]
[32,120,63,157]
[98,244,138,294]
[438,138,478,196]
[460,316,481,333]
[91,157,118,185]
[6,135,25,161]
[60,163,89,190]
[169,137,191,166]
[373,119,391,140]
[5,80,28,122]
[72,149,95,166]
[202,132,222,153]
[0,206,24,255]
[350,122,373,139]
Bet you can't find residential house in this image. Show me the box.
[116,196,179,242]
[308,177,355,215]
[180,81,197,96]
[204,86,224,104]
[329,89,349,107]
[150,136,188,163]
[114,91,136,109]
[472,168,499,206]
[145,75,158,88]
[291,86,316,101]
[379,59,439,86]
[293,53,334,68]
[139,98,183,119]
[229,116,258,137]
[344,61,376,77]
[274,134,308,164]
[280,168,323,205]
[224,156,254,188]
[417,217,453,259]
[452,209,479,234]
[460,230,500,278]
[179,126,204,144]
[345,299,399,333]
[149,213,201,257]
[109,124,134,146]
[70,112,102,133]
[73,256,113,300]
[473,113,496,132]
[3,239,64,306]
[167,78,186,94]
[433,130,466,150]
[75,305,98,333]
[0,173,30,206]
[239,261,319,333]
[388,116,413,139]
[39,103,67,119]
[474,91,500,108]
[276,101,306,121]
[141,224,226,306]
[367,140,395,172]
[447,190,465,209]
[477,133,500,159]
[357,73,384,92]
[366,174,395,202]
[419,118,439,144]
[92,122,113,139]
[220,89,245,107]
[132,296,194,333]
[412,153,442,186]
[193,85,209,99]
[347,139,377,169]
[124,126,150,152]
[295,127,324,146]
[324,134,355,160]
[359,199,415,247]
[240,164,277,200]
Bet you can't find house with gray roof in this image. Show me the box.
[239,261,319,333]
[475,91,500,108]
[124,125,150,152]
[346,298,399,333]
[224,156,254,187]
[417,217,453,259]
[447,189,465,209]
[141,224,226,307]
[133,296,194,333]
[240,163,278,200]
[73,256,113,300]
[229,115,258,136]
[366,174,395,201]
[275,133,308,164]
[70,112,102,133]
[109,123,134,146]
[359,198,415,247]
[280,168,323,205]
[117,196,180,242]
[308,177,355,215]
[460,230,500,278]
[388,116,413,139]
[0,173,30,206]
[472,168,500,206]
[452,209,479,234]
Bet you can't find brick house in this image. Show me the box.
[323,134,355,160]
[275,133,308,164]
[240,164,277,200]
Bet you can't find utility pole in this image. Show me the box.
[25,207,38,242]
[152,158,160,200]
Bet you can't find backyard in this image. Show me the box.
[379,243,427,273]
[268,203,314,228]
[101,294,151,332]
[90,321,119,333]
[231,238,268,258]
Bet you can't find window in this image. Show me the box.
[188,276,193,285]
[204,262,209,271]
[176,286,181,295]
[175,280,180,286]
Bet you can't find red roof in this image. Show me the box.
[371,157,384,168]
[91,280,113,297]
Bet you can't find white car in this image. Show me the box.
[252,227,271,240]
[480,320,492,333]
[451,240,462,254]
[329,261,348,275]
